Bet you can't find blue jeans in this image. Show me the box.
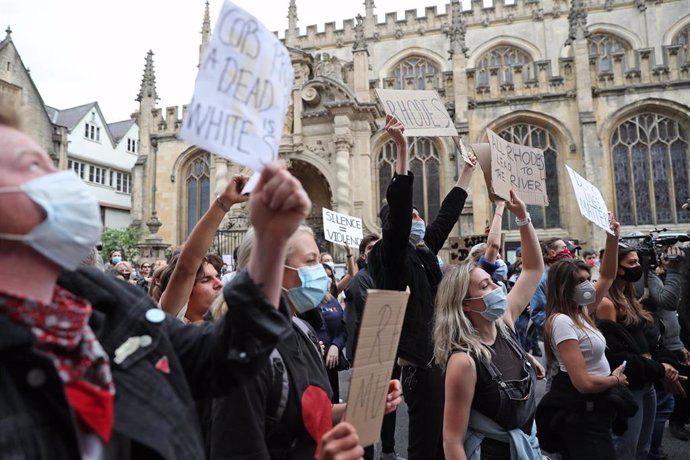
[613,384,656,460]
[649,387,675,459]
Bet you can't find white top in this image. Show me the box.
[550,313,610,376]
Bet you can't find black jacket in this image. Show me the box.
[344,266,374,361]
[369,172,468,365]
[597,319,677,390]
[0,267,290,460]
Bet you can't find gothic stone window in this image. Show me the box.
[672,23,690,62]
[389,56,439,90]
[498,124,561,230]
[588,33,630,73]
[186,154,211,237]
[477,46,532,86]
[611,113,690,225]
[378,138,440,221]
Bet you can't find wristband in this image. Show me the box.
[515,213,531,227]
[216,195,231,213]
[346,255,353,258]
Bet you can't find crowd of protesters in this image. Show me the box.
[1,97,690,460]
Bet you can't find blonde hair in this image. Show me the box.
[285,225,315,264]
[433,260,507,369]
[210,227,255,321]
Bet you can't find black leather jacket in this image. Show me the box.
[0,268,290,459]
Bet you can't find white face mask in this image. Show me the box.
[0,171,102,270]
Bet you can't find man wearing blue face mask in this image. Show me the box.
[368,115,477,460]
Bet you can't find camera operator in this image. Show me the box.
[634,245,690,451]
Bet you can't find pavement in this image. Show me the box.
[338,372,689,459]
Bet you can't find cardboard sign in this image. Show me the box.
[344,289,410,446]
[566,165,614,235]
[473,130,549,206]
[375,89,457,137]
[322,208,363,249]
[452,136,475,166]
[179,0,294,172]
[448,234,505,265]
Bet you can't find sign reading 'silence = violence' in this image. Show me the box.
[375,89,458,137]
[566,165,614,235]
[179,0,294,173]
[322,208,363,249]
[344,289,409,447]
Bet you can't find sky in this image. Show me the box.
[3,0,477,123]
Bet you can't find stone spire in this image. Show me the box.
[4,26,11,39]
[353,14,367,51]
[136,50,158,102]
[364,0,375,18]
[566,0,590,45]
[199,0,211,66]
[447,0,468,57]
[363,0,376,38]
[285,0,298,47]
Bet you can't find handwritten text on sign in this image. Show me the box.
[179,0,294,171]
[322,208,363,249]
[486,129,549,206]
[566,166,614,235]
[345,289,409,447]
[375,89,457,137]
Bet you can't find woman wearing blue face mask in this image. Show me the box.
[210,225,403,459]
[536,216,633,460]
[434,190,545,460]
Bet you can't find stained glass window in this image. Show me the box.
[497,124,560,230]
[388,56,439,90]
[588,33,630,73]
[476,46,532,86]
[378,138,440,221]
[186,154,211,237]
[611,113,690,225]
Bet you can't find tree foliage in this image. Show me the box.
[100,227,144,264]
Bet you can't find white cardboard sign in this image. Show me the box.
[375,89,457,137]
[344,289,410,447]
[484,129,549,206]
[566,165,614,235]
[322,208,363,249]
[179,0,294,172]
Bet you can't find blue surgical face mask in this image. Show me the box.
[410,220,425,245]
[284,264,330,313]
[573,280,596,306]
[467,287,508,322]
[111,256,122,265]
[0,170,102,270]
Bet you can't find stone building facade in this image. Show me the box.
[132,0,690,259]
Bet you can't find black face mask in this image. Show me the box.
[619,265,643,283]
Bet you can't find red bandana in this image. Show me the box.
[0,287,115,442]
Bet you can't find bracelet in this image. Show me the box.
[515,213,531,227]
[611,374,620,385]
[216,195,231,213]
[495,213,503,218]
[346,255,353,258]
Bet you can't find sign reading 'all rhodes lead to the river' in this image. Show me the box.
[322,208,363,249]
[179,0,294,172]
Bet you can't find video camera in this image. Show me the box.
[619,229,690,270]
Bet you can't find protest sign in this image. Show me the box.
[179,0,294,172]
[448,234,505,265]
[470,143,506,203]
[322,208,363,249]
[566,165,614,235]
[344,289,410,446]
[474,129,549,206]
[452,136,475,166]
[375,89,457,137]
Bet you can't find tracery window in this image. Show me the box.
[476,46,532,86]
[388,56,439,90]
[378,138,440,221]
[611,113,690,226]
[185,154,211,237]
[497,124,561,230]
[588,33,630,73]
[672,23,690,62]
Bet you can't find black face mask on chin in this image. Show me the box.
[619,265,643,283]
